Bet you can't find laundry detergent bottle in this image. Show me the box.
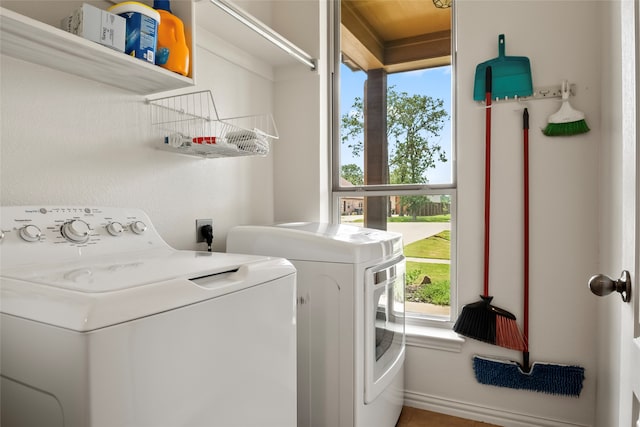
[153,0,190,76]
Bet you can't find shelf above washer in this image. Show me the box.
[0,7,195,95]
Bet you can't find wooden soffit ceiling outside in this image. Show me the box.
[341,0,452,73]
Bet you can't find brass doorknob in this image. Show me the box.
[589,271,631,302]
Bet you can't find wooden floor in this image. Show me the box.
[395,406,502,427]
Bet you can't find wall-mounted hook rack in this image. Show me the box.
[478,83,577,105]
[532,84,577,99]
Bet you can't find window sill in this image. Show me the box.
[405,324,465,353]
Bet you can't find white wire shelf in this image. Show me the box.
[148,90,278,158]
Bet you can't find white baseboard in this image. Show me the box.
[403,390,591,427]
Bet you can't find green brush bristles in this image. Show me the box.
[542,119,590,137]
[543,81,590,137]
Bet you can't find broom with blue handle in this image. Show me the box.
[473,108,585,397]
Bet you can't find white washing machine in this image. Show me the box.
[0,206,297,427]
[227,222,405,427]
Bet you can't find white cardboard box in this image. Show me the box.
[61,3,126,52]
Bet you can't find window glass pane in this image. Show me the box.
[338,195,452,320]
[336,1,454,325]
[339,65,366,179]
[339,64,452,186]
[388,68,452,185]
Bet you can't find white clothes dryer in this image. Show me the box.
[0,206,297,427]
[227,222,405,427]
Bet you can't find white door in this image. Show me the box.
[593,1,639,425]
[620,0,639,424]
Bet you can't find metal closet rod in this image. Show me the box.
[208,0,317,70]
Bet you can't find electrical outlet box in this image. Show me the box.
[196,219,213,243]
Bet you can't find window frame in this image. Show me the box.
[330,1,458,328]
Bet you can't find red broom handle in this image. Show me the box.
[483,67,492,297]
[523,108,530,349]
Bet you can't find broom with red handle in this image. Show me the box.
[453,66,526,351]
[471,108,584,397]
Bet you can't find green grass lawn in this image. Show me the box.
[404,230,450,259]
[406,261,450,306]
[405,231,451,306]
[407,261,449,281]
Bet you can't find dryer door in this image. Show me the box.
[364,256,406,404]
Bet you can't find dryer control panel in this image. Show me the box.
[0,206,169,268]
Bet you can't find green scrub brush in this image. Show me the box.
[542,80,590,136]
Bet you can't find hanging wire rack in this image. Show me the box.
[147,90,278,158]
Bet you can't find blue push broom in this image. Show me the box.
[473,109,585,397]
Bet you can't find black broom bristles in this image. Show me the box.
[454,296,526,351]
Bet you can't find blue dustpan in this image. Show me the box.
[473,34,533,101]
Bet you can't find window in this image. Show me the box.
[332,1,455,325]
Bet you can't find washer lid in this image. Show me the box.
[1,250,295,331]
[227,222,403,263]
[2,248,263,293]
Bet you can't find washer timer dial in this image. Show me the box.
[61,220,91,243]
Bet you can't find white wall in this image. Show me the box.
[200,0,329,224]
[0,5,292,251]
[272,0,329,223]
[404,2,603,426]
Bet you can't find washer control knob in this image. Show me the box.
[106,222,124,236]
[19,224,42,242]
[61,220,91,243]
[130,221,147,235]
